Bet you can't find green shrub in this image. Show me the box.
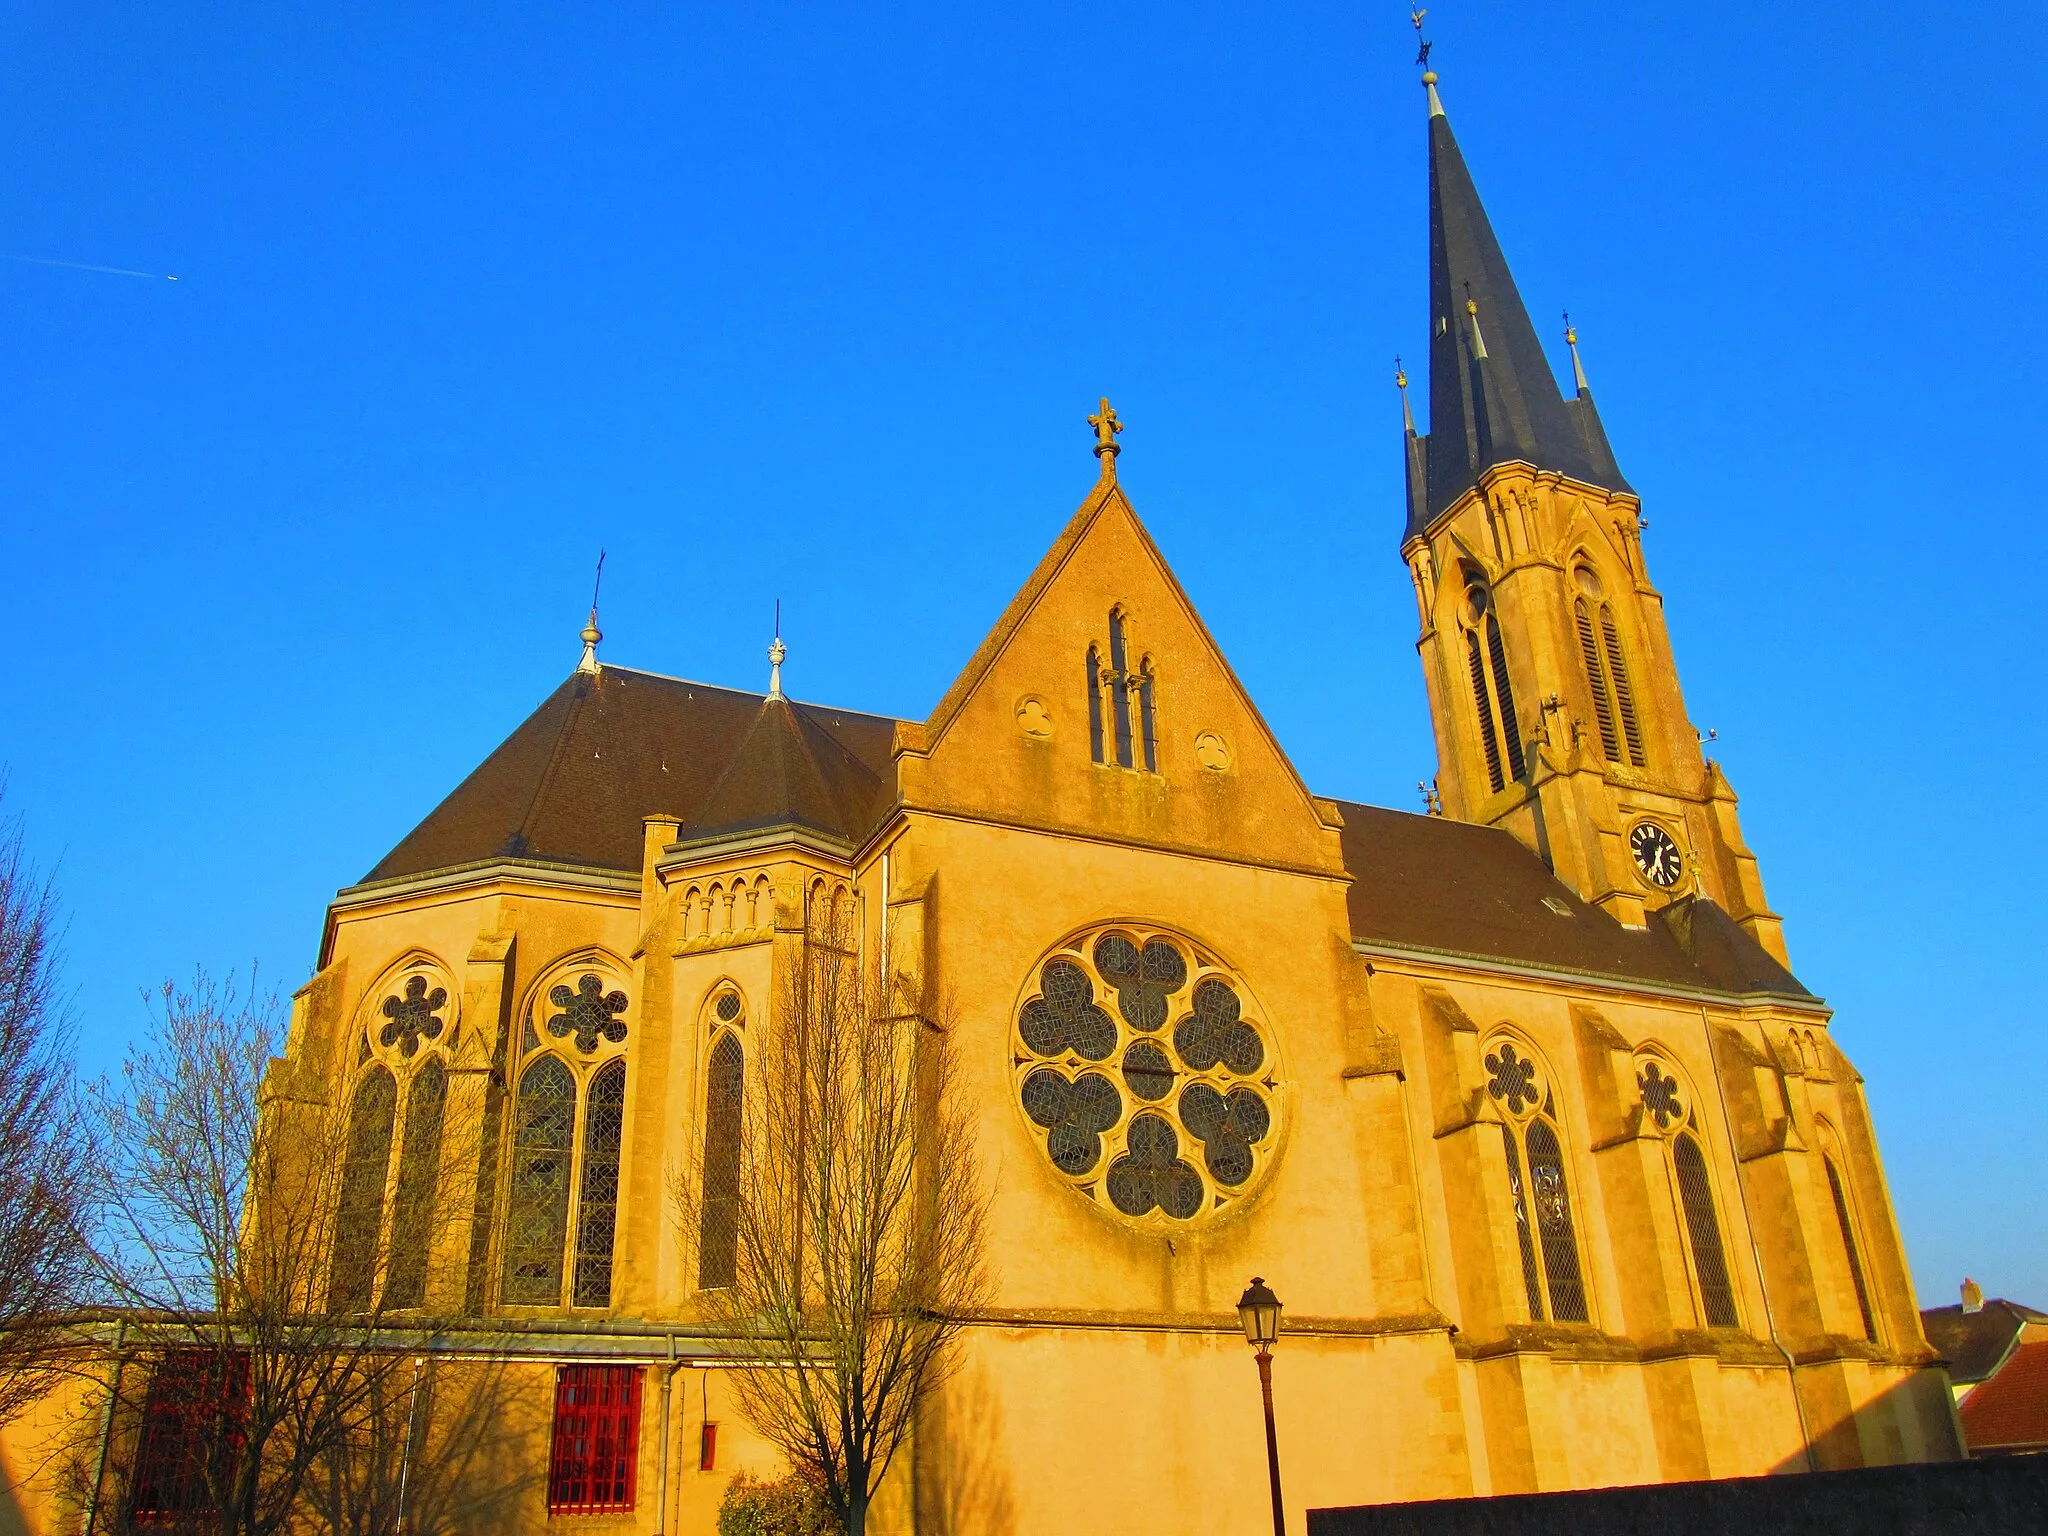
[716,1471,843,1536]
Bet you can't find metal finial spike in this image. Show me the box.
[1463,290,1488,361]
[577,549,606,674]
[1563,311,1590,394]
[1088,397,1124,479]
[1414,10,1444,115]
[1395,356,1416,434]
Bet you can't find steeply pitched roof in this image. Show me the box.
[1409,86,1631,539]
[1329,799,1811,998]
[356,679,1810,1000]
[1959,1340,2048,1451]
[1923,1299,2048,1387]
[683,694,888,848]
[360,667,900,885]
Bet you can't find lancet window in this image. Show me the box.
[1636,1056,1738,1328]
[328,962,462,1314]
[698,990,746,1290]
[1088,609,1158,771]
[1460,573,1524,793]
[1483,1037,1587,1323]
[499,961,633,1309]
[1572,563,1645,767]
[1822,1148,1878,1341]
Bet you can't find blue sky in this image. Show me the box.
[3,1,2043,1307]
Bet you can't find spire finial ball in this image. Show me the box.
[1421,69,1438,85]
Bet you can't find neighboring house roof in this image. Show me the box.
[1922,1299,2048,1387]
[350,674,1814,1002]
[1959,1340,2048,1453]
[1328,800,1810,999]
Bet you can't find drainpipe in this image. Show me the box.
[1700,1004,1816,1473]
[81,1320,128,1536]
[394,1355,426,1532]
[654,1335,676,1536]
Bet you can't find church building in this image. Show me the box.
[16,52,1961,1536]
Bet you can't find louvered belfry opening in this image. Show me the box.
[1575,596,1622,760]
[1600,606,1646,765]
[1824,1155,1879,1341]
[1461,575,1523,794]
[1673,1131,1739,1327]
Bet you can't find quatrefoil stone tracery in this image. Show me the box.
[548,974,629,1054]
[1013,928,1278,1225]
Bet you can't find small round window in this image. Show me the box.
[1012,924,1281,1224]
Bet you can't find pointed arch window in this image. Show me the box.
[1636,1058,1738,1327]
[1483,1040,1587,1322]
[572,1060,627,1307]
[1572,565,1646,767]
[1823,1153,1878,1341]
[1108,609,1135,768]
[1086,645,1105,764]
[1672,1131,1738,1327]
[699,1027,745,1291]
[384,1057,448,1310]
[1137,660,1158,773]
[502,1056,577,1305]
[1461,576,1524,794]
[329,1066,396,1313]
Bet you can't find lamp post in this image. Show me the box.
[1237,1276,1286,1536]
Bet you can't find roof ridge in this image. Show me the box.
[602,663,908,728]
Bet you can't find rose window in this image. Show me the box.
[1013,925,1280,1222]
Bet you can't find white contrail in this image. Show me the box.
[2,254,177,281]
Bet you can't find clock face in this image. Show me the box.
[1629,822,1684,888]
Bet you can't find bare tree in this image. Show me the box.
[0,793,93,1425]
[675,904,989,1536]
[81,970,490,1536]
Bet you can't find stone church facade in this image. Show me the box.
[5,62,1960,1536]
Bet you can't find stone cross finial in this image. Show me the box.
[1089,398,1123,476]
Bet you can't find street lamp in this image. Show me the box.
[1237,1276,1285,1536]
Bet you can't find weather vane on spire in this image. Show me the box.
[1395,355,1416,433]
[1563,310,1591,393]
[577,549,606,675]
[1411,9,1433,70]
[1088,398,1124,478]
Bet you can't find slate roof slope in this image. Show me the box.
[357,673,1813,1000]
[1328,799,1812,998]
[1959,1340,2048,1452]
[684,695,889,847]
[360,667,901,885]
[1922,1299,2048,1387]
[1411,89,1631,538]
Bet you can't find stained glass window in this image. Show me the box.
[1014,925,1277,1223]
[1502,1134,1545,1321]
[1674,1131,1738,1328]
[699,1033,744,1290]
[129,1351,249,1525]
[329,1067,396,1313]
[573,1060,627,1308]
[501,1056,576,1305]
[384,1058,447,1310]
[1525,1118,1588,1322]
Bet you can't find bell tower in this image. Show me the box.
[1399,59,1785,960]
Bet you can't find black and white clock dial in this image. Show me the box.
[1629,822,1684,888]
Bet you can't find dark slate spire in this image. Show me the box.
[1407,74,1631,541]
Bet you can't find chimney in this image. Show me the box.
[1962,1277,1985,1314]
